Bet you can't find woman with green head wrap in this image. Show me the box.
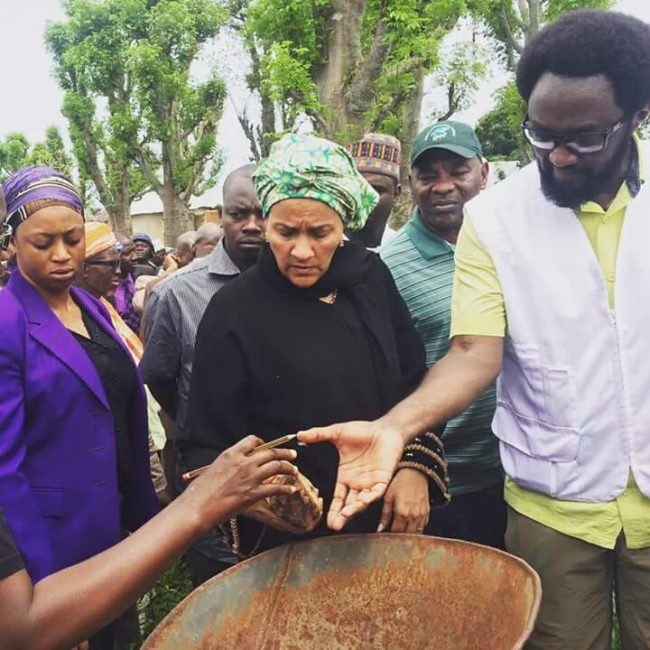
[182,134,449,568]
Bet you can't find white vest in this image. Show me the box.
[469,144,650,501]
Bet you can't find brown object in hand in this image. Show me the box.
[265,472,322,531]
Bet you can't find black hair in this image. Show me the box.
[516,10,650,114]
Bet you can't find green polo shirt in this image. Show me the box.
[381,210,502,496]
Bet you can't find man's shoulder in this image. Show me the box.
[380,227,414,264]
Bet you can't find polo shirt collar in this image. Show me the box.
[207,238,241,276]
[405,209,454,260]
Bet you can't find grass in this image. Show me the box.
[136,561,193,642]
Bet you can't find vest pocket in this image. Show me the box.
[542,367,578,429]
[494,405,580,461]
[31,487,65,519]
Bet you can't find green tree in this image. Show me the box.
[470,0,613,70]
[0,128,73,182]
[0,133,31,181]
[235,0,469,175]
[47,0,227,243]
[471,0,613,164]
[30,126,73,178]
[475,81,526,160]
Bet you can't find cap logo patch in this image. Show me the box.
[425,124,456,143]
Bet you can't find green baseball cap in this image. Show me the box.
[410,120,483,166]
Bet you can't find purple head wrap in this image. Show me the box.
[1,165,84,249]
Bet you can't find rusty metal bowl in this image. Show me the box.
[142,534,541,650]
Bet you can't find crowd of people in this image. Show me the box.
[0,8,649,650]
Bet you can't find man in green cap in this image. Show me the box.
[381,121,504,547]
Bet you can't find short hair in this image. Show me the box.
[516,10,650,115]
[222,163,257,197]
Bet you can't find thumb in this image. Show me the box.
[377,494,394,533]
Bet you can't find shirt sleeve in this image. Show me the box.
[140,287,182,385]
[0,509,24,580]
[178,292,250,472]
[450,214,507,338]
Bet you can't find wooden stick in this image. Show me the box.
[181,434,298,482]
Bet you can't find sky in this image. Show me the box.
[0,0,648,211]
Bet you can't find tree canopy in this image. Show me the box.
[47,0,227,241]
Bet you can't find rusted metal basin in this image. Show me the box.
[142,534,541,649]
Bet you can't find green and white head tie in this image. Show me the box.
[253,133,379,232]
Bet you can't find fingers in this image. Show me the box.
[254,482,297,500]
[391,512,407,533]
[326,482,348,530]
[234,434,265,455]
[256,459,298,482]
[297,425,340,445]
[252,447,298,467]
[330,481,387,531]
[377,495,394,533]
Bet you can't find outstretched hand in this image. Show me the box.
[297,421,405,531]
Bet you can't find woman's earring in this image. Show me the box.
[339,239,344,247]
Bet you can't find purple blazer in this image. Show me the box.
[0,270,159,582]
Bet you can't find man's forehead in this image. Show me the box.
[223,182,260,209]
[528,72,620,128]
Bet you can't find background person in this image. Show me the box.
[141,164,266,586]
[381,122,503,548]
[347,133,401,249]
[193,222,223,258]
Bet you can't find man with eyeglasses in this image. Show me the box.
[296,10,650,649]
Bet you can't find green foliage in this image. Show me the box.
[137,561,193,641]
[0,128,72,182]
[475,81,527,161]
[47,0,228,234]
[470,0,614,69]
[244,0,467,142]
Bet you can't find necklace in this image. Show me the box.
[319,289,338,304]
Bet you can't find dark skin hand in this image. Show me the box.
[0,437,298,650]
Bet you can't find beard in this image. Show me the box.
[537,137,631,210]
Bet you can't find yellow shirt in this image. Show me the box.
[450,154,650,550]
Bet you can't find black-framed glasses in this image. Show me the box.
[521,116,627,155]
[85,259,120,272]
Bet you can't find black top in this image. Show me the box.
[183,242,427,555]
[71,309,137,492]
[0,509,24,580]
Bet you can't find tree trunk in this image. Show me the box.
[390,75,425,229]
[159,184,194,245]
[313,0,365,136]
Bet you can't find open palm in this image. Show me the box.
[297,420,405,530]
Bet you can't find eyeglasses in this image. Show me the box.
[521,116,627,155]
[85,259,120,272]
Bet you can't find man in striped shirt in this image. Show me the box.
[381,121,505,548]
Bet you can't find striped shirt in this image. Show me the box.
[381,210,502,495]
[140,240,240,440]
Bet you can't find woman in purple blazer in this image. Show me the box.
[0,167,158,597]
